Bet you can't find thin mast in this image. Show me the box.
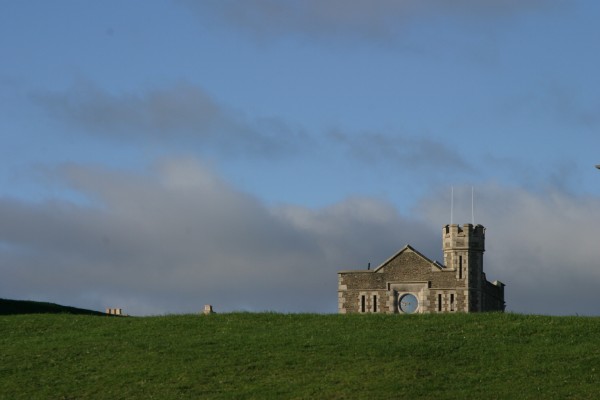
[450,186,454,225]
[471,186,475,225]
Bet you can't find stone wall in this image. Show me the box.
[339,247,472,314]
[339,246,504,314]
[338,224,505,314]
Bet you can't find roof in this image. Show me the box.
[338,244,445,274]
[373,244,444,272]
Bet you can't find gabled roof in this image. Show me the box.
[373,244,445,273]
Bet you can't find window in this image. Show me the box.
[398,293,419,314]
[450,294,455,311]
[361,295,366,313]
[373,295,378,313]
[438,294,442,312]
[459,255,463,279]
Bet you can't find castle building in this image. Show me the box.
[337,224,505,314]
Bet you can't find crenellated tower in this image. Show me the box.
[442,224,486,312]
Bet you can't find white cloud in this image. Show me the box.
[0,158,434,314]
[1,159,598,316]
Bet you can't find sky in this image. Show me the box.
[1,0,600,316]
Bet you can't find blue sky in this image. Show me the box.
[1,0,599,315]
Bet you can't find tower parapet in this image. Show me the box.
[443,223,485,253]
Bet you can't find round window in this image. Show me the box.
[398,293,418,314]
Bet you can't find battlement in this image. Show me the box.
[443,223,485,237]
[443,223,485,252]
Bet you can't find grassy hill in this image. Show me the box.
[0,298,105,316]
[0,312,598,399]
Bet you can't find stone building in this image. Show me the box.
[337,223,505,314]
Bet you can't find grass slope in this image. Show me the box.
[0,298,105,316]
[0,313,598,399]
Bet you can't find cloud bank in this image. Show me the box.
[1,158,599,315]
[0,158,433,315]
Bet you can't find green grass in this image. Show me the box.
[0,312,598,399]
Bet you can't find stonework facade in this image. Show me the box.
[338,224,505,314]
